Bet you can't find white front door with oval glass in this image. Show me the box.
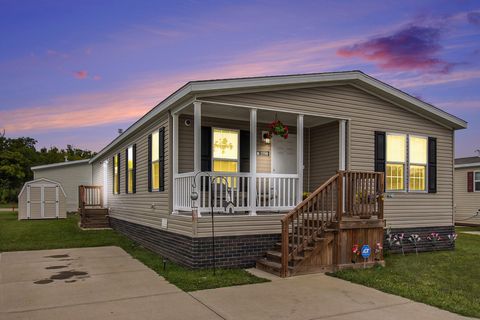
[271,134,297,174]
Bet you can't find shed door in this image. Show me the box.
[27,183,59,219]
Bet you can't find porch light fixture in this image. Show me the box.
[262,131,271,144]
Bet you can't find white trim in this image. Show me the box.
[193,101,202,173]
[385,132,407,192]
[40,186,45,218]
[250,108,257,216]
[474,170,480,192]
[27,185,31,219]
[297,114,304,203]
[55,186,59,218]
[408,134,428,192]
[103,160,109,207]
[90,71,466,164]
[455,162,480,169]
[31,159,90,171]
[339,120,346,171]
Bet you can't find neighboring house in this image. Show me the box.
[36,71,468,274]
[454,156,480,226]
[32,159,92,212]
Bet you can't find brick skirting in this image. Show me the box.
[383,226,456,254]
[109,217,280,269]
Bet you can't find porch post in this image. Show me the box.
[193,102,202,214]
[193,101,202,173]
[339,119,346,171]
[249,108,257,216]
[297,114,304,204]
[172,112,179,214]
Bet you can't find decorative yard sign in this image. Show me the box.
[361,244,371,259]
[361,244,370,268]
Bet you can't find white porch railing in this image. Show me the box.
[173,172,300,213]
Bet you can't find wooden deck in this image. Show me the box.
[78,185,110,229]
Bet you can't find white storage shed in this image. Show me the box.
[18,178,67,220]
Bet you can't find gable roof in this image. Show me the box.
[18,178,67,198]
[455,156,480,168]
[31,159,91,171]
[90,70,468,163]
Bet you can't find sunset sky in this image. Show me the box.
[1,0,479,157]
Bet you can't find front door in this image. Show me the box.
[271,134,297,174]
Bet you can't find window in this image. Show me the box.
[475,172,480,192]
[151,131,160,191]
[126,145,135,193]
[409,136,427,191]
[113,154,120,194]
[386,134,406,191]
[212,128,239,173]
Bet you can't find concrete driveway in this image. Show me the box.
[0,246,220,320]
[0,246,472,320]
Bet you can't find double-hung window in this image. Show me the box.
[475,172,480,192]
[409,136,427,191]
[113,154,120,194]
[386,133,406,191]
[212,128,239,173]
[151,131,160,191]
[126,145,136,193]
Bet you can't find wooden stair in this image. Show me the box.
[256,170,385,277]
[80,208,110,228]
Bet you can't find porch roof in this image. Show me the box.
[90,71,467,164]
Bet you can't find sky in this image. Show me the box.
[0,0,479,157]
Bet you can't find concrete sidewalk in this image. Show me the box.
[0,246,472,320]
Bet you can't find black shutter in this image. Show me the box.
[132,144,137,193]
[240,130,250,173]
[427,137,437,193]
[374,131,386,173]
[201,126,212,171]
[125,148,129,193]
[159,127,165,191]
[147,134,152,192]
[112,156,115,194]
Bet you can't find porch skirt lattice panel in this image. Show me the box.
[109,217,280,269]
[383,226,455,254]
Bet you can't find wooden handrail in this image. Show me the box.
[280,170,384,277]
[78,185,103,211]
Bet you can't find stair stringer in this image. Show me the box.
[289,231,335,276]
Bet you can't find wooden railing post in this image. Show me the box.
[378,172,384,220]
[337,171,344,222]
[281,218,289,277]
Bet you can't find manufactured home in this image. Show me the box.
[44,71,467,276]
[454,156,480,226]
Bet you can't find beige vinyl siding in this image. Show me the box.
[454,166,480,225]
[309,121,339,191]
[33,163,92,212]
[204,84,454,229]
[195,214,283,237]
[92,112,172,229]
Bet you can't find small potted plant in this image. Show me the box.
[269,119,289,139]
[354,190,374,219]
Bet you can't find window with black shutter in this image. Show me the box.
[427,137,437,193]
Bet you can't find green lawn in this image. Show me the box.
[331,227,480,318]
[0,203,17,209]
[0,211,268,291]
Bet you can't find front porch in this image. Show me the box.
[172,100,347,215]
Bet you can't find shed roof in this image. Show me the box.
[455,156,480,168]
[18,178,67,198]
[90,71,468,163]
[31,159,90,171]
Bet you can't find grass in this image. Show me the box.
[331,226,480,318]
[0,211,268,291]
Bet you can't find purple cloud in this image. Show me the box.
[467,12,480,26]
[337,26,454,73]
[73,70,88,79]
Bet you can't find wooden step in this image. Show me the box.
[256,259,284,277]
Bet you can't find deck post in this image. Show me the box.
[193,101,202,211]
[339,119,346,212]
[296,114,304,204]
[249,108,257,216]
[172,112,179,214]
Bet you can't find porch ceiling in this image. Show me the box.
[182,102,336,128]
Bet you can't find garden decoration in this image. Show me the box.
[395,233,405,255]
[268,114,289,139]
[385,226,396,250]
[427,232,441,248]
[447,233,457,245]
[351,244,360,263]
[408,234,421,255]
[374,242,383,261]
